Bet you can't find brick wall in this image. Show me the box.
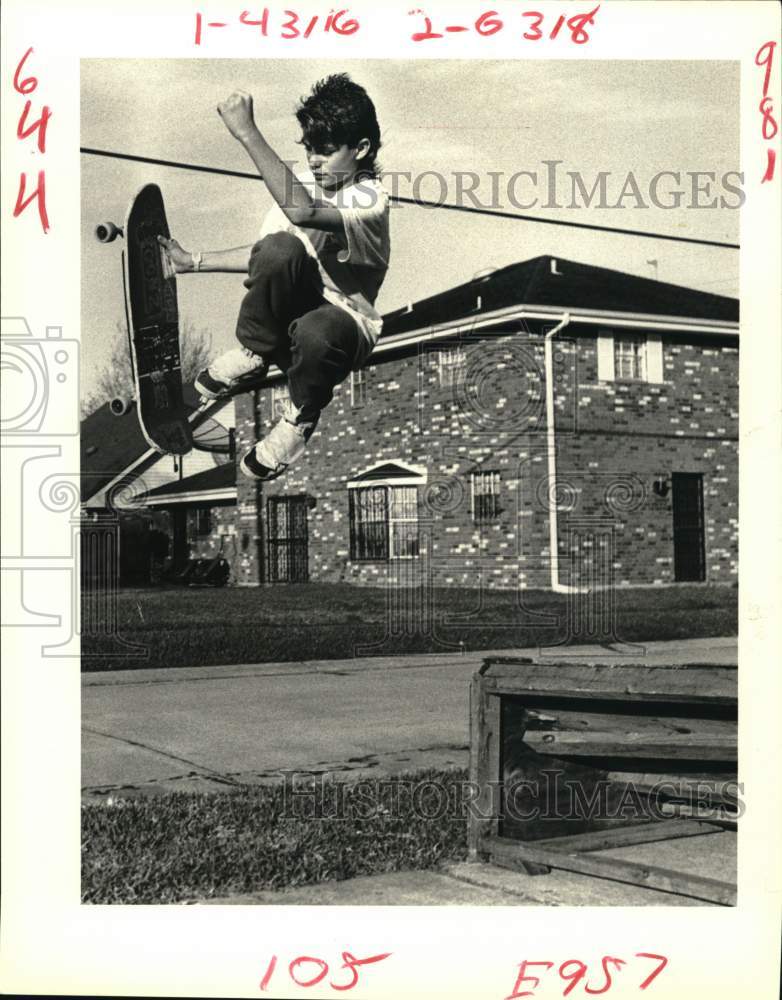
[233,325,738,590]
[185,503,238,568]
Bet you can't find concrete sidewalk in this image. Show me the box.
[84,637,737,907]
[83,637,736,799]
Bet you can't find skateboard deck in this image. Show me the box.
[123,184,192,455]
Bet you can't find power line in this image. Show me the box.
[80,146,740,250]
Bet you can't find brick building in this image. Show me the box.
[81,254,738,592]
[229,255,738,591]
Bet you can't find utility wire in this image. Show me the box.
[81,146,740,250]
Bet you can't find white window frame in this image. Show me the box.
[614,335,647,381]
[348,483,421,561]
[388,485,420,559]
[597,330,664,384]
[350,368,367,407]
[348,464,426,562]
[438,345,468,387]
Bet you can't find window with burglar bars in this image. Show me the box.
[438,346,468,387]
[471,471,502,524]
[349,485,420,560]
[614,336,647,381]
[271,383,291,419]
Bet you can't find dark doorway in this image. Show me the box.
[672,473,706,582]
[267,495,309,583]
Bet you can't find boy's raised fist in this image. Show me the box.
[217,90,257,142]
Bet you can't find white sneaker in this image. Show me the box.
[240,401,316,481]
[195,348,267,400]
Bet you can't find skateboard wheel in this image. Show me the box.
[110,396,135,416]
[95,221,124,243]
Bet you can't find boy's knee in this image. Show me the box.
[290,320,328,360]
[249,231,307,274]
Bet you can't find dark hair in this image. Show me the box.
[295,73,381,178]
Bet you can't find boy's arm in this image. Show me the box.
[157,237,253,273]
[218,91,345,234]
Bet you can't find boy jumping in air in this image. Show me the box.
[159,74,390,481]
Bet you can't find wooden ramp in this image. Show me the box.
[469,657,738,905]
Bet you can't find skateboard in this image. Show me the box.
[96,184,193,455]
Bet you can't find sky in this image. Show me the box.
[80,58,740,398]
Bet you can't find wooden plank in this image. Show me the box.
[482,677,736,709]
[468,677,502,858]
[657,802,738,828]
[522,708,738,738]
[605,773,740,805]
[481,661,737,704]
[532,819,724,853]
[524,731,736,762]
[483,835,736,905]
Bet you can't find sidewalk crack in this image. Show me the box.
[82,726,244,787]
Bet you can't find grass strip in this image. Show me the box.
[82,768,469,904]
[82,583,737,672]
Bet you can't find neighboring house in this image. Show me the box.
[80,254,739,592]
[80,387,235,584]
[232,255,738,590]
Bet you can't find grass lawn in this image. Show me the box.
[82,583,737,671]
[82,769,469,904]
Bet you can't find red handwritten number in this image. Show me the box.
[636,953,669,990]
[559,960,588,996]
[476,11,503,35]
[755,40,776,97]
[410,11,443,41]
[14,171,49,233]
[521,11,544,40]
[330,951,392,992]
[549,14,566,39]
[259,955,277,992]
[760,96,778,140]
[328,10,359,35]
[288,956,328,988]
[762,148,776,183]
[755,41,777,182]
[281,9,299,38]
[17,100,52,153]
[239,9,269,35]
[505,960,554,999]
[567,4,600,44]
[13,47,37,94]
[585,957,626,995]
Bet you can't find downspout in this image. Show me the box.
[544,312,587,594]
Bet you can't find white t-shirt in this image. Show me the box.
[258,169,391,348]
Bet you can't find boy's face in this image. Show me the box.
[303,139,365,192]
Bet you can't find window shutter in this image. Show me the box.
[597,332,615,381]
[646,333,664,383]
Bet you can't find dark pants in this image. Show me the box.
[235,231,366,424]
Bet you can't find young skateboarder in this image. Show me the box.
[159,73,390,481]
